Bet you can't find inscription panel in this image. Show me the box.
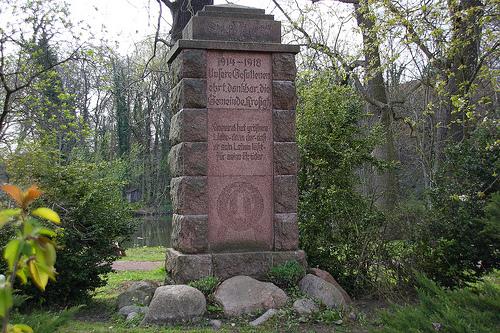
[186,17,281,43]
[207,51,273,251]
[208,109,271,176]
[207,51,271,110]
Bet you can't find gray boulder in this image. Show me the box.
[142,285,206,324]
[209,319,222,330]
[118,305,148,317]
[249,309,278,327]
[299,274,347,309]
[309,268,352,303]
[126,312,139,321]
[214,275,288,316]
[293,298,319,315]
[117,280,159,309]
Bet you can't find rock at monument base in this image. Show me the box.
[117,281,159,309]
[142,285,206,325]
[166,248,307,283]
[299,274,348,309]
[118,305,148,317]
[126,312,139,321]
[209,319,222,330]
[309,268,352,303]
[293,298,319,316]
[214,276,288,316]
[249,309,278,327]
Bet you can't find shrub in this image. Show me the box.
[268,261,305,289]
[296,71,391,295]
[412,120,500,288]
[188,277,219,297]
[375,272,500,333]
[3,145,134,305]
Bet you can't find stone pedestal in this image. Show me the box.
[166,4,306,284]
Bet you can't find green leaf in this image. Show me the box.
[31,208,60,225]
[0,285,13,318]
[10,324,33,333]
[4,240,21,271]
[28,260,49,291]
[38,228,56,238]
[0,209,21,228]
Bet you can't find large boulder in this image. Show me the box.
[293,298,319,316]
[117,281,159,309]
[142,285,206,325]
[309,268,352,303]
[299,274,348,309]
[214,275,288,316]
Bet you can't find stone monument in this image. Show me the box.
[166,4,306,283]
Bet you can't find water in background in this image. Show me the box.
[126,214,172,248]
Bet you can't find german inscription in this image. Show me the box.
[207,51,273,251]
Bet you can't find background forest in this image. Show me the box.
[0,0,498,331]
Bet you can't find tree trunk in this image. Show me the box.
[167,0,213,42]
[433,0,483,176]
[355,1,399,210]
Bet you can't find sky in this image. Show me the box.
[70,0,278,54]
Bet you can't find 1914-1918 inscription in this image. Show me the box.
[207,51,273,251]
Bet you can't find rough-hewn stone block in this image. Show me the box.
[271,250,307,268]
[170,176,208,215]
[274,213,299,251]
[274,142,298,175]
[183,16,281,43]
[169,109,208,145]
[169,79,207,115]
[272,53,296,81]
[171,214,208,254]
[273,110,296,142]
[168,142,207,176]
[170,49,207,86]
[212,252,272,281]
[166,248,212,283]
[272,81,297,110]
[274,175,298,213]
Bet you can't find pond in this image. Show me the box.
[125,214,173,248]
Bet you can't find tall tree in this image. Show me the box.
[275,0,400,209]
[159,0,213,42]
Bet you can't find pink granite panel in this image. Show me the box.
[208,175,273,251]
[208,108,272,176]
[207,51,274,252]
[207,51,271,110]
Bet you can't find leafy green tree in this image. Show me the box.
[413,119,499,287]
[297,71,390,294]
[4,145,134,305]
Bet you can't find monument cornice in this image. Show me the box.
[167,40,300,64]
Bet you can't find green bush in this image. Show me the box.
[188,277,219,297]
[374,272,500,333]
[411,121,500,288]
[268,260,305,289]
[3,145,134,305]
[296,71,391,295]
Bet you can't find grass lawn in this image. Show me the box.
[93,267,166,299]
[121,246,166,262]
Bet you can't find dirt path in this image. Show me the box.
[112,260,163,271]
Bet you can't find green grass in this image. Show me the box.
[57,321,219,332]
[122,246,166,261]
[93,267,166,299]
[373,272,500,332]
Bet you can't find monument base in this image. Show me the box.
[166,248,307,283]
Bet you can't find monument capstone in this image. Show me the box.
[166,4,306,283]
